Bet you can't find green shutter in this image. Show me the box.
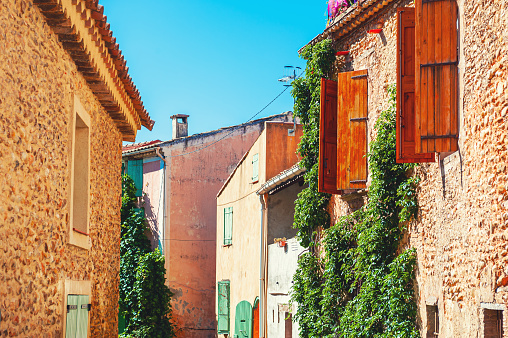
[76,295,89,337]
[252,153,259,182]
[127,159,143,197]
[224,207,233,245]
[218,281,230,334]
[65,295,79,337]
[66,295,89,338]
[234,300,253,338]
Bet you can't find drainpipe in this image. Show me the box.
[259,194,267,338]
[155,148,167,252]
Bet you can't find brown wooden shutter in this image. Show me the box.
[318,78,342,194]
[415,0,459,153]
[337,70,368,190]
[397,7,435,163]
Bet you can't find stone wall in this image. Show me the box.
[0,0,123,336]
[327,0,508,336]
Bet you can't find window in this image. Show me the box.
[63,280,91,337]
[415,0,459,153]
[217,280,230,335]
[65,295,90,337]
[318,70,368,191]
[396,8,435,163]
[426,305,439,337]
[69,95,91,249]
[484,309,503,338]
[318,78,342,194]
[252,153,259,182]
[224,207,233,245]
[127,159,143,197]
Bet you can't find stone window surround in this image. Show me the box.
[62,279,91,337]
[68,95,91,250]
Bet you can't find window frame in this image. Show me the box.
[68,95,91,250]
[62,279,91,338]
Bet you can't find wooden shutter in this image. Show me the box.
[318,78,342,194]
[252,153,259,182]
[217,281,230,334]
[127,159,143,197]
[224,207,233,245]
[66,295,79,337]
[415,0,459,153]
[397,8,435,163]
[76,295,90,337]
[66,295,90,338]
[337,70,368,190]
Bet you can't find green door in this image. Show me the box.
[234,300,253,338]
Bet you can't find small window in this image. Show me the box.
[484,309,503,338]
[252,153,259,182]
[224,207,233,245]
[69,96,91,249]
[217,280,230,335]
[65,294,90,337]
[426,305,439,337]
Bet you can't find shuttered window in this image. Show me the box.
[337,70,368,190]
[415,0,459,153]
[66,295,90,338]
[319,78,342,194]
[217,281,230,334]
[252,153,259,182]
[127,159,143,197]
[397,8,435,163]
[224,207,233,245]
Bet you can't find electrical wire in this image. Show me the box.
[162,71,303,158]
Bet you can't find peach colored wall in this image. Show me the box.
[216,122,302,337]
[161,116,293,338]
[142,159,164,250]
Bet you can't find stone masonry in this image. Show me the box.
[0,0,142,336]
[326,0,508,336]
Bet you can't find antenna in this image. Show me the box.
[277,65,302,134]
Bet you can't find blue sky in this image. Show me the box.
[100,0,326,144]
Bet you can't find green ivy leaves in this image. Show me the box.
[291,79,420,337]
[119,174,176,337]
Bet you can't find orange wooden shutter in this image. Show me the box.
[337,70,368,190]
[397,7,435,163]
[415,0,459,153]
[319,78,342,194]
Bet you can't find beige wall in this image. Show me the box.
[0,1,123,336]
[216,122,302,337]
[326,0,508,336]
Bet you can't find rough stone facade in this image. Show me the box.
[325,0,508,336]
[0,0,134,336]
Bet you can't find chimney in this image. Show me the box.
[170,114,189,139]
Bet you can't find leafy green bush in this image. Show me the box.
[119,174,175,337]
[290,67,420,337]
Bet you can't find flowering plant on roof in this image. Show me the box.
[327,0,358,22]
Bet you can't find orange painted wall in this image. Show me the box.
[265,122,303,180]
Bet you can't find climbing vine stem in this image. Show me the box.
[291,40,419,337]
